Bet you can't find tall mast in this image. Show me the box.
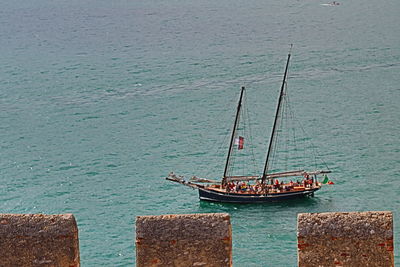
[262,49,292,184]
[222,86,245,186]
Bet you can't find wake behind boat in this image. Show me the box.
[166,49,332,203]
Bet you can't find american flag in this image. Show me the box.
[234,136,244,150]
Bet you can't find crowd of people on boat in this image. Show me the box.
[225,181,263,193]
[224,176,316,194]
[168,171,318,194]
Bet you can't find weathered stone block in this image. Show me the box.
[136,213,232,267]
[297,211,394,267]
[0,213,80,267]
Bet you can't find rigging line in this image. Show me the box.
[271,134,279,173]
[290,107,330,171]
[303,139,306,168]
[284,79,301,168]
[269,105,282,174]
[283,63,329,171]
[272,65,290,176]
[307,137,318,169]
[282,93,288,171]
[243,93,259,174]
[283,61,291,171]
[242,108,246,176]
[243,108,249,174]
[308,135,321,170]
[226,104,243,178]
[204,129,230,178]
[228,137,239,177]
[285,66,306,168]
[304,122,327,169]
[278,97,285,171]
[288,105,316,169]
[241,107,250,176]
[203,88,246,178]
[279,82,285,171]
[284,98,291,170]
[276,101,285,171]
[204,117,233,178]
[267,100,278,174]
[269,120,278,172]
[272,85,286,169]
[285,91,300,167]
[229,87,246,178]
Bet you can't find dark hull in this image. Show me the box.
[198,187,319,203]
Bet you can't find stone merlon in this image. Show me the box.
[297,211,394,267]
[136,213,232,267]
[0,213,80,267]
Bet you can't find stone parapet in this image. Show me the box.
[0,213,80,267]
[297,211,394,267]
[136,213,232,267]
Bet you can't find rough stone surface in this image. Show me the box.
[136,213,232,267]
[0,213,80,267]
[297,211,394,267]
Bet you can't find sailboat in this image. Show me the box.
[166,51,331,203]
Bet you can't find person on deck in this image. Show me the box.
[227,182,233,192]
[249,185,255,193]
[274,179,280,190]
[241,182,247,192]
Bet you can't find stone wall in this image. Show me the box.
[297,211,394,267]
[0,214,80,267]
[0,211,395,266]
[136,213,232,267]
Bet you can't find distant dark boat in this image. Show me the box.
[321,1,340,6]
[167,49,331,203]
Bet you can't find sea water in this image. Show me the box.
[1,0,399,265]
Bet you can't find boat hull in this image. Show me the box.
[198,187,319,203]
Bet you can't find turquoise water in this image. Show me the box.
[1,0,399,265]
